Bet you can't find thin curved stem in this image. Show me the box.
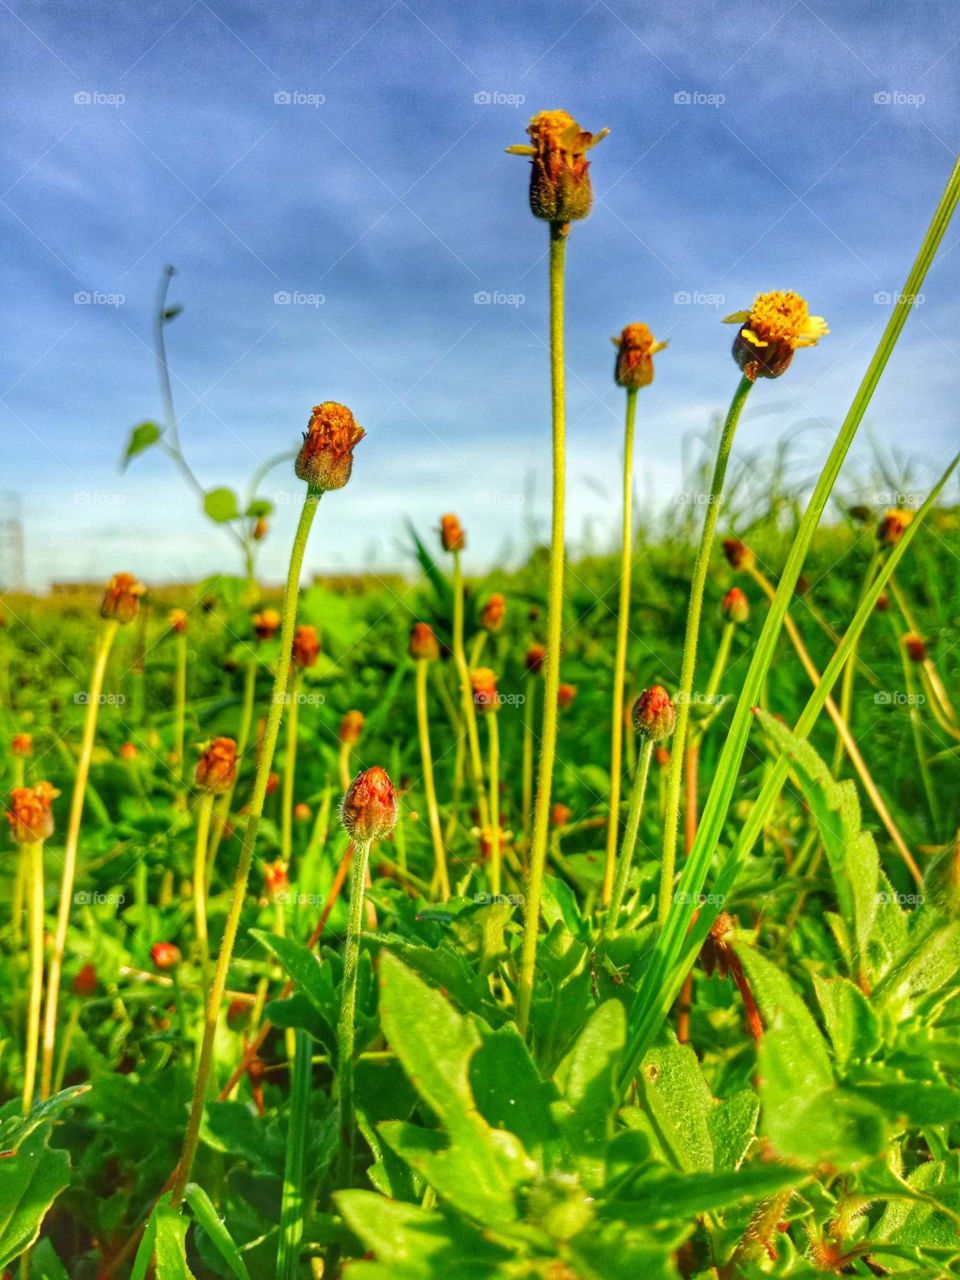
[451,550,489,828]
[415,659,449,900]
[605,739,653,936]
[23,840,44,1112]
[282,671,301,863]
[192,791,215,993]
[174,630,187,799]
[833,547,879,770]
[487,711,501,896]
[337,836,372,1186]
[209,656,257,868]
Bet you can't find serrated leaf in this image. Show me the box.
[814,974,880,1070]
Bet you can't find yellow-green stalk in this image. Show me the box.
[410,624,450,900]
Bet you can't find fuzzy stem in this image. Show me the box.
[658,376,752,926]
[276,1028,311,1280]
[338,738,352,794]
[337,837,371,1186]
[170,491,320,1206]
[40,619,119,1100]
[605,739,654,936]
[192,791,215,993]
[833,547,880,770]
[487,711,501,896]
[517,226,567,1035]
[282,671,301,863]
[23,839,44,1112]
[415,659,449,899]
[451,549,489,828]
[603,385,639,905]
[174,630,187,795]
[209,656,257,867]
[52,999,81,1095]
[521,675,536,847]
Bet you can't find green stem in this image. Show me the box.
[521,674,536,846]
[833,546,880,770]
[282,671,301,863]
[23,840,44,1113]
[337,837,371,1187]
[415,659,449,899]
[170,490,320,1206]
[276,1028,311,1280]
[658,375,752,926]
[451,549,489,828]
[605,739,653,936]
[487,711,501,896]
[517,225,567,1035]
[603,386,638,905]
[209,656,258,868]
[193,792,215,993]
[174,630,187,794]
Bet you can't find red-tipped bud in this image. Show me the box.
[264,859,289,898]
[6,781,59,845]
[294,802,312,823]
[480,593,507,632]
[551,802,572,827]
[875,591,890,613]
[227,998,251,1032]
[903,631,928,663]
[294,402,365,493]
[525,643,546,675]
[470,668,499,712]
[292,625,320,669]
[507,109,609,225]
[195,737,238,793]
[632,686,676,743]
[721,587,749,624]
[119,741,138,761]
[253,608,281,641]
[557,683,577,709]
[100,573,146,625]
[266,771,280,796]
[339,709,365,744]
[722,538,755,571]
[72,962,98,997]
[440,513,465,553]
[877,507,913,547]
[11,733,33,758]
[613,323,668,389]
[340,766,398,843]
[151,942,181,971]
[168,608,188,634]
[409,622,440,662]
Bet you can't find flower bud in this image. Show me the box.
[11,733,33,758]
[550,802,572,827]
[294,802,312,823]
[480,593,507,632]
[266,771,280,796]
[227,998,251,1032]
[100,573,146,625]
[557,683,577,709]
[151,941,181,971]
[903,631,928,663]
[409,622,440,662]
[119,741,138,761]
[525,643,546,675]
[253,608,281,641]
[6,781,59,844]
[875,591,890,613]
[168,608,188,634]
[440,513,465,553]
[72,962,98,997]
[721,587,749,624]
[632,686,676,743]
[613,323,668,389]
[264,859,289,898]
[507,110,609,225]
[722,538,755,571]
[877,507,913,547]
[340,766,398,843]
[339,709,365,744]
[195,737,238,793]
[253,517,268,541]
[292,624,320,669]
[294,402,365,493]
[722,291,828,381]
[471,668,499,712]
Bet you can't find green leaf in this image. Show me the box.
[609,1165,802,1224]
[245,498,274,518]
[469,1024,560,1164]
[203,486,241,523]
[184,1183,250,1279]
[122,420,161,468]
[707,1089,760,1172]
[634,1036,715,1173]
[154,1201,195,1279]
[555,999,625,1150]
[813,974,881,1070]
[0,1084,89,1153]
[0,1126,72,1271]
[873,1155,960,1262]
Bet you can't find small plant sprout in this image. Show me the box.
[410,622,449,899]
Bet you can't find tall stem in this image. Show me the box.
[603,386,638,905]
[277,1028,311,1280]
[833,547,879,770]
[282,671,301,863]
[605,739,653,936]
[337,837,371,1186]
[415,659,449,899]
[40,619,119,1099]
[170,491,320,1206]
[521,675,536,847]
[23,839,44,1112]
[192,792,215,993]
[174,630,187,797]
[658,376,752,926]
[487,712,501,896]
[451,550,489,828]
[209,656,257,867]
[517,225,567,1034]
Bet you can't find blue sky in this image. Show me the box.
[2,0,959,588]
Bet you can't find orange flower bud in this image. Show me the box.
[119,741,138,761]
[294,402,365,493]
[11,733,33,758]
[480,593,507,632]
[655,746,670,768]
[903,631,928,663]
[877,507,913,547]
[722,538,755,571]
[339,709,365,744]
[6,781,59,844]
[551,802,572,827]
[253,608,281,641]
[440,513,465,553]
[292,624,320,669]
[264,859,289,898]
[507,109,609,225]
[409,622,440,662]
[266,771,280,796]
[875,591,890,613]
[557,683,577,709]
[71,962,98,997]
[471,668,499,712]
[100,573,145,625]
[613,323,668,390]
[722,291,828,381]
[632,686,676,743]
[195,737,238,793]
[252,517,268,541]
[525,643,546,675]
[341,766,398,843]
[294,802,312,823]
[151,941,181,971]
[168,608,188,634]
[721,587,749,624]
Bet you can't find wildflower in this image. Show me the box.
[721,587,750,624]
[339,709,365,744]
[903,631,928,663]
[253,608,281,641]
[723,291,828,381]
[613,323,669,389]
[266,771,280,796]
[480,593,507,632]
[292,624,320,669]
[294,402,365,493]
[151,942,181,971]
[100,573,146,625]
[440,513,465,553]
[168,608,188,634]
[557,683,577,709]
[11,733,33,758]
[507,109,609,224]
[632,686,676,742]
[195,737,238,793]
[264,859,289,898]
[722,538,755,571]
[551,802,572,827]
[6,781,59,844]
[294,802,312,824]
[119,741,138,761]
[71,963,98,997]
[341,766,398,843]
[409,621,440,662]
[525,643,546,675]
[471,668,499,712]
[875,591,890,613]
[877,507,913,547]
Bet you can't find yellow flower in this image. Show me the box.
[723,291,828,380]
[612,323,669,389]
[507,110,608,225]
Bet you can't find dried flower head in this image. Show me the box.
[507,109,609,225]
[875,591,891,613]
[557,682,577,709]
[440,513,466,553]
[613,323,669,390]
[409,621,440,662]
[339,709,365,744]
[292,624,320,669]
[721,586,750,624]
[480,593,507,632]
[723,291,828,380]
[100,573,146,625]
[253,608,282,641]
[195,737,238,793]
[903,631,928,663]
[6,781,59,844]
[168,608,188,634]
[632,686,676,743]
[525,643,547,675]
[264,859,289,898]
[722,538,755,571]
[151,941,181,971]
[295,402,365,493]
[471,668,499,712]
[11,733,33,758]
[877,507,913,547]
[340,766,398,843]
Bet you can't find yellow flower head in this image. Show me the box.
[877,507,913,547]
[612,323,669,390]
[507,109,608,225]
[723,291,828,380]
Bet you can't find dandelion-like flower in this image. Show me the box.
[253,608,281,641]
[480,593,507,632]
[723,291,828,381]
[195,737,238,793]
[295,402,365,493]
[507,110,609,225]
[168,608,188,634]
[339,709,365,744]
[440,513,466,553]
[101,573,146,625]
[471,668,499,712]
[292,624,320,669]
[525,643,546,675]
[6,781,59,844]
[877,507,913,547]
[11,733,33,758]
[613,323,669,390]
[721,587,750,624]
[722,538,755,571]
[632,686,676,743]
[409,622,440,661]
